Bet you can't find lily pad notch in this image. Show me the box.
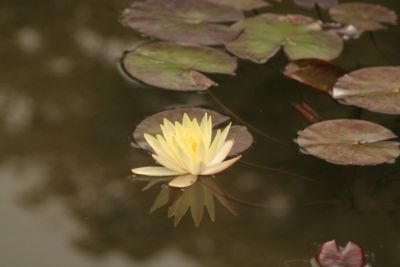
[121,42,237,91]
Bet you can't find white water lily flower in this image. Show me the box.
[132,113,241,188]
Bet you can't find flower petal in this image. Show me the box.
[209,139,234,166]
[201,155,242,175]
[132,166,183,176]
[169,174,198,188]
[152,154,186,173]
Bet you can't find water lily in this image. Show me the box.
[132,113,241,188]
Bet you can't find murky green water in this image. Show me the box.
[1,0,400,266]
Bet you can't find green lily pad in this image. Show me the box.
[284,59,346,93]
[206,0,270,11]
[294,0,338,10]
[333,67,400,115]
[225,14,343,63]
[122,0,244,45]
[132,107,253,156]
[121,42,237,91]
[329,3,398,32]
[296,119,400,166]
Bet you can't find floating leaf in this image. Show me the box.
[316,240,366,267]
[284,59,346,93]
[121,42,237,91]
[206,0,270,11]
[294,0,338,10]
[296,119,400,166]
[226,14,343,63]
[227,126,253,156]
[133,107,253,156]
[329,3,398,32]
[133,107,229,150]
[333,67,400,115]
[122,0,243,45]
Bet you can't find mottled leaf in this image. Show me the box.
[333,67,400,114]
[227,126,253,156]
[122,0,243,45]
[329,3,398,32]
[206,0,270,11]
[226,14,343,63]
[294,0,338,10]
[284,59,346,93]
[296,119,400,166]
[121,42,237,91]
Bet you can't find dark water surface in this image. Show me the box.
[1,0,400,266]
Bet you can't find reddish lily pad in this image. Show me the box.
[225,14,343,63]
[121,42,237,91]
[284,59,346,93]
[227,126,253,155]
[294,0,338,10]
[122,0,243,45]
[316,240,366,267]
[132,107,253,156]
[206,0,270,11]
[296,119,400,166]
[329,3,398,32]
[333,67,400,114]
[133,107,229,150]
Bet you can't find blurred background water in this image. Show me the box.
[1,0,400,266]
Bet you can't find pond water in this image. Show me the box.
[1,0,400,266]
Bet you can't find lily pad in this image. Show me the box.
[226,14,343,63]
[284,59,346,93]
[333,67,400,114]
[294,0,338,10]
[206,0,270,11]
[329,3,398,32]
[227,126,253,155]
[132,107,253,156]
[133,107,229,150]
[121,42,237,91]
[296,119,400,166]
[122,0,243,45]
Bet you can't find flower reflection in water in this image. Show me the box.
[133,176,237,227]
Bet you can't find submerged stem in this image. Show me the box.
[206,90,287,146]
[240,160,336,194]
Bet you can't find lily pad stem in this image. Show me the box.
[206,90,287,145]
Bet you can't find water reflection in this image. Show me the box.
[1,0,400,266]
